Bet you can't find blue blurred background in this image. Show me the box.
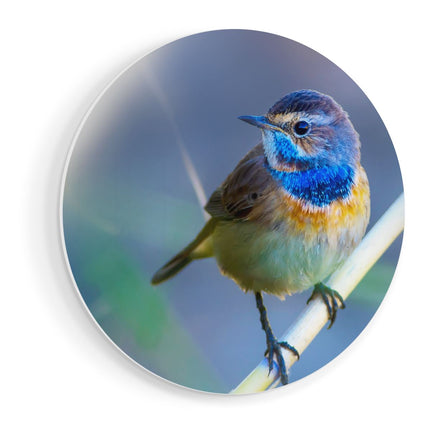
[63,30,403,393]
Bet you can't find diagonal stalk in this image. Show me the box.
[231,193,404,394]
[146,71,209,219]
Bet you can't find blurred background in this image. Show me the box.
[63,30,403,393]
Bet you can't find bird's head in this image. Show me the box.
[239,90,360,172]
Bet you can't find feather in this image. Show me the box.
[205,144,276,221]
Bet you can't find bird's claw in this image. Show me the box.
[255,292,299,385]
[307,282,345,329]
[265,339,300,385]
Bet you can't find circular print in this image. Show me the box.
[61,30,403,393]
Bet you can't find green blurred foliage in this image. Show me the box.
[87,246,167,348]
[350,263,395,306]
[64,196,227,392]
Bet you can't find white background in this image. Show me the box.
[1,1,428,428]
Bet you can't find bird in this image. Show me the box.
[151,89,370,385]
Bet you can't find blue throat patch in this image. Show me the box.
[268,164,355,207]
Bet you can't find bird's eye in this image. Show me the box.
[293,120,310,136]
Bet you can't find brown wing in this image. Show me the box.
[205,143,276,221]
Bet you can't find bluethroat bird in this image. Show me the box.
[152,89,370,385]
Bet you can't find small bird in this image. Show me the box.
[152,89,370,385]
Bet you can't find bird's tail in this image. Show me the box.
[151,219,216,285]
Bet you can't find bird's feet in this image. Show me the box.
[255,292,300,385]
[307,282,345,329]
[265,338,300,385]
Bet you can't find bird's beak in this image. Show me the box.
[238,115,277,130]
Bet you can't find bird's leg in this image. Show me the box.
[306,282,345,329]
[255,292,299,385]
